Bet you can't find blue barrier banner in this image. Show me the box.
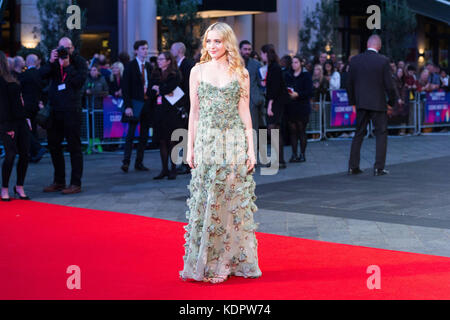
[103,96,138,138]
[425,91,450,124]
[330,90,356,127]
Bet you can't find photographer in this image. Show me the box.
[39,37,87,195]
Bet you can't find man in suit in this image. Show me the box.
[121,40,153,172]
[240,41,265,135]
[240,40,265,164]
[347,35,397,176]
[19,54,46,163]
[170,42,195,175]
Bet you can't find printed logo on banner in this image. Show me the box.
[103,96,139,138]
[330,90,357,127]
[425,91,450,124]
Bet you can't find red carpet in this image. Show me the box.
[1,201,449,300]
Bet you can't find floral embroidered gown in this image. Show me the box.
[179,75,262,281]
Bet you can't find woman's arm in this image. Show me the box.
[237,70,256,172]
[186,65,200,168]
[159,72,180,96]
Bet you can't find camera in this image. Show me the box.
[57,46,69,59]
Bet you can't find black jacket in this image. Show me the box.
[347,50,397,111]
[0,76,26,132]
[122,59,153,111]
[266,62,288,105]
[285,70,313,106]
[39,52,87,111]
[178,57,195,111]
[18,67,45,118]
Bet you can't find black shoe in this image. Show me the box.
[135,164,149,171]
[14,186,30,200]
[279,162,287,169]
[298,154,306,162]
[30,148,46,163]
[121,164,129,173]
[289,155,299,163]
[153,171,169,180]
[1,196,11,202]
[348,167,363,175]
[176,165,190,175]
[168,171,177,180]
[374,168,389,176]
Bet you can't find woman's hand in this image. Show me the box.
[6,131,14,139]
[186,148,195,169]
[246,150,256,173]
[289,91,299,99]
[267,100,274,117]
[125,107,133,117]
[152,85,160,95]
[26,119,32,131]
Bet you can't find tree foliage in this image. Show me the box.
[298,0,339,60]
[380,0,417,61]
[35,0,86,59]
[158,0,207,58]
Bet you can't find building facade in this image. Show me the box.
[1,0,449,68]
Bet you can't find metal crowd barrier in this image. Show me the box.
[385,92,419,136]
[307,99,323,141]
[417,91,450,135]
[23,91,431,156]
[86,95,154,153]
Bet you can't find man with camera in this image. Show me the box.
[40,37,87,194]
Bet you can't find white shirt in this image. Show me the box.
[367,47,378,53]
[177,56,185,67]
[136,57,148,88]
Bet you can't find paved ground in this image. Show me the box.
[10,134,450,257]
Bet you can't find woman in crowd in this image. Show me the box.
[261,44,288,169]
[0,51,31,201]
[284,55,313,163]
[312,64,328,102]
[108,61,124,98]
[151,51,182,180]
[84,64,109,109]
[323,59,340,92]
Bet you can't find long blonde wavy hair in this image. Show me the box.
[199,22,248,98]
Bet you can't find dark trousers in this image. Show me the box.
[47,110,83,186]
[29,118,43,157]
[123,104,151,166]
[1,121,30,188]
[349,108,388,170]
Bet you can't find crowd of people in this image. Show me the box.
[0,33,449,200]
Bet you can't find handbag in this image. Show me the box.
[35,104,52,129]
[121,99,145,123]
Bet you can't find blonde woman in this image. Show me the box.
[108,61,124,98]
[179,22,262,284]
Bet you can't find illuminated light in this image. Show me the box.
[22,41,38,48]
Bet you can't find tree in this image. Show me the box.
[298,0,339,60]
[35,0,86,59]
[157,0,207,58]
[380,0,417,61]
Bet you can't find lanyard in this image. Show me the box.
[60,65,67,83]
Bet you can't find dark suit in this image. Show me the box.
[122,58,153,167]
[178,57,195,114]
[348,49,397,170]
[19,67,46,158]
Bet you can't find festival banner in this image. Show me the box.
[330,90,357,127]
[103,96,139,138]
[424,91,450,124]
